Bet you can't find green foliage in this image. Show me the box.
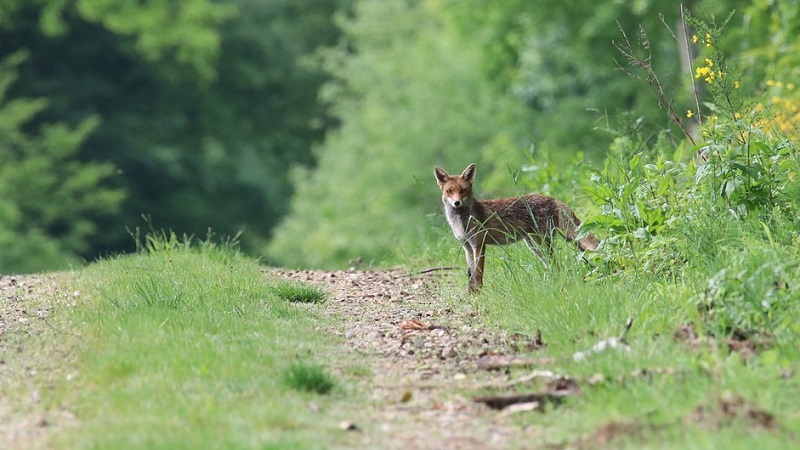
[267,0,534,268]
[0,51,124,274]
[27,0,236,81]
[481,0,690,153]
[580,12,800,282]
[0,0,349,268]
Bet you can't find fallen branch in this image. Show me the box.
[415,266,461,275]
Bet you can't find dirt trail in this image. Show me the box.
[1,270,546,450]
[0,274,78,450]
[271,268,542,449]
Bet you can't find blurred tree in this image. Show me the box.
[0,51,123,273]
[267,0,534,268]
[0,0,350,262]
[267,0,792,269]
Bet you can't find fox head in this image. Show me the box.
[433,163,476,210]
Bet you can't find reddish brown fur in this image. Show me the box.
[434,163,599,291]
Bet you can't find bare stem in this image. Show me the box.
[614,21,696,145]
[680,4,703,127]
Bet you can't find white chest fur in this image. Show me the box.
[444,207,468,241]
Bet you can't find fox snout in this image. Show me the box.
[446,197,464,209]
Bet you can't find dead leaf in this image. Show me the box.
[400,391,413,403]
[399,319,430,331]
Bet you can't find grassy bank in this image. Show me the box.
[413,208,800,449]
[46,233,348,450]
[479,244,797,448]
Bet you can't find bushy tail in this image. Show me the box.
[558,204,599,251]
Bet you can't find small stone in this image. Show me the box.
[339,421,359,431]
[441,345,456,359]
[587,373,605,385]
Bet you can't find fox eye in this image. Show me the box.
[446,188,453,194]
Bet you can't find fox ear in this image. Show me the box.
[433,166,450,185]
[461,163,476,183]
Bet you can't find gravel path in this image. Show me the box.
[270,268,543,449]
[0,274,78,450]
[2,270,547,449]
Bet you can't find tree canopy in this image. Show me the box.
[0,0,797,272]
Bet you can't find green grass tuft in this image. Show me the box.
[282,363,336,394]
[270,281,328,304]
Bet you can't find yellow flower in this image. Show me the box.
[766,80,775,86]
[705,33,712,47]
[692,34,699,43]
[695,66,715,83]
[734,81,741,89]
[687,110,694,118]
[695,67,710,79]
[787,83,796,90]
[705,58,714,67]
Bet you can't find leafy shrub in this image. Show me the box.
[583,11,800,284]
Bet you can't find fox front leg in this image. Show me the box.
[465,233,486,292]
[463,241,476,286]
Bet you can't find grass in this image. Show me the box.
[270,281,328,304]
[282,363,336,394]
[445,234,800,449]
[42,233,354,450]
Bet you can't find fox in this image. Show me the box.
[434,163,599,291]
